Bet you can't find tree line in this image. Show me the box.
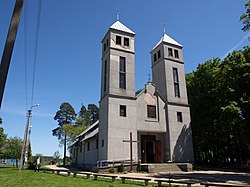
[0,118,23,167]
[52,102,99,165]
[186,1,250,167]
[186,47,249,167]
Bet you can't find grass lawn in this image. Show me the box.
[0,166,155,187]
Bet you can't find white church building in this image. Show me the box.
[70,20,194,169]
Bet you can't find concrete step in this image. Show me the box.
[141,163,191,173]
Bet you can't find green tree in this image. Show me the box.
[26,143,35,170]
[3,137,22,167]
[87,104,99,124]
[27,143,32,162]
[186,48,250,167]
[53,150,61,164]
[60,123,87,145]
[78,104,99,126]
[240,0,250,32]
[53,102,76,165]
[79,104,91,126]
[135,89,143,96]
[186,58,221,165]
[0,117,7,157]
[217,48,250,166]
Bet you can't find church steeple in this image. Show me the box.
[100,20,135,99]
[98,20,137,162]
[109,21,135,35]
[150,32,187,105]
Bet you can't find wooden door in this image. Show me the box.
[155,140,162,163]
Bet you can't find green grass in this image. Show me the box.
[0,166,151,187]
[0,166,188,187]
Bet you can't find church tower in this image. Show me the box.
[151,34,194,162]
[98,20,137,162]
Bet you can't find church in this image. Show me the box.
[70,19,194,169]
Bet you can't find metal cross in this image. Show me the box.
[114,8,120,20]
[161,22,167,34]
[122,132,139,171]
[148,73,151,82]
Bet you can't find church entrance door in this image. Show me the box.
[141,135,162,163]
[146,141,154,163]
[155,140,162,163]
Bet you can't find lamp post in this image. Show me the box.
[19,104,39,173]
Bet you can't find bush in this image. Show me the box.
[137,160,141,172]
[118,163,124,172]
[27,160,36,170]
[109,167,115,173]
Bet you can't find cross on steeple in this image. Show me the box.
[148,73,151,82]
[161,22,167,34]
[114,8,120,20]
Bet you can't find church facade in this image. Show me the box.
[70,20,194,168]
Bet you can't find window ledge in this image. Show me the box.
[145,119,158,123]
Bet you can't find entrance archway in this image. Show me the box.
[141,135,162,163]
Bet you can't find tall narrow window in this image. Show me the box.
[106,39,109,47]
[173,68,180,97]
[154,53,157,62]
[168,48,173,57]
[157,50,161,59]
[177,112,183,122]
[147,105,156,118]
[103,43,106,52]
[101,139,104,147]
[116,35,121,45]
[80,142,82,153]
[104,60,107,92]
[124,37,129,46]
[174,49,179,58]
[96,139,99,149]
[119,57,126,89]
[87,142,90,151]
[120,105,126,117]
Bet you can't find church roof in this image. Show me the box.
[110,20,135,35]
[69,138,79,147]
[81,128,98,142]
[76,120,99,138]
[152,33,182,50]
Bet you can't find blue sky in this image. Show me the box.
[0,0,249,157]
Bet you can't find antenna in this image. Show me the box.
[161,22,167,34]
[114,8,120,20]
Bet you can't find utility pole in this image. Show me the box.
[19,104,38,173]
[26,125,32,162]
[19,109,31,173]
[0,0,24,109]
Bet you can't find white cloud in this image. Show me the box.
[1,107,53,118]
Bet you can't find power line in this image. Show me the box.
[31,0,43,106]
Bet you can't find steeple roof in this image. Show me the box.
[152,33,182,50]
[110,20,135,35]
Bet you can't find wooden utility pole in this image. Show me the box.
[123,132,139,171]
[19,104,38,173]
[0,0,24,108]
[19,109,31,173]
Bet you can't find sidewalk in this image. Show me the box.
[44,165,250,186]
